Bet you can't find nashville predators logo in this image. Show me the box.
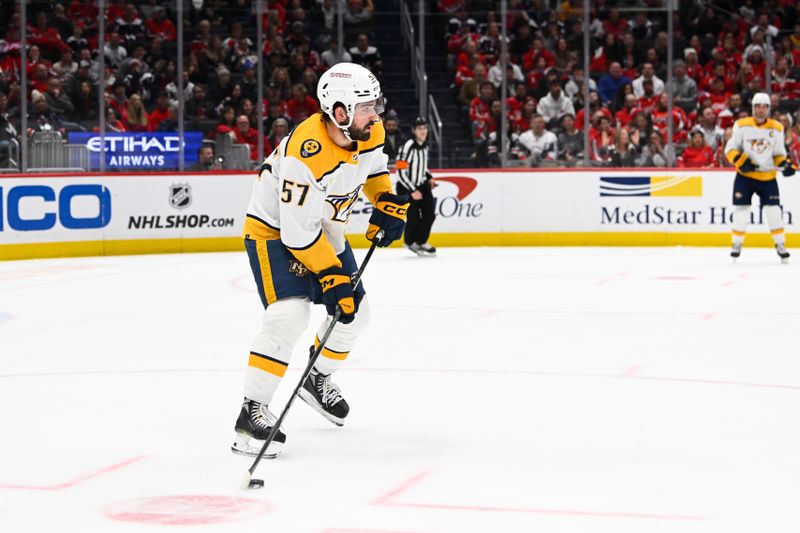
[326,185,363,223]
[288,259,308,277]
[748,139,770,154]
[301,139,321,158]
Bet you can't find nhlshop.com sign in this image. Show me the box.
[68,132,204,170]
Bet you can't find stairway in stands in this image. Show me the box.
[372,0,474,168]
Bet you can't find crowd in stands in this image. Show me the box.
[0,0,384,168]
[440,0,800,168]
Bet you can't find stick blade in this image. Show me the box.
[241,471,264,490]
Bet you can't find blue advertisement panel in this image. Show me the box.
[67,132,203,170]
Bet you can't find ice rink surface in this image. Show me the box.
[2,245,800,533]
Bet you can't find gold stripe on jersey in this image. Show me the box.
[771,228,785,235]
[248,351,288,377]
[285,115,356,181]
[735,116,784,131]
[286,230,342,274]
[314,336,349,361]
[255,240,278,304]
[362,172,392,205]
[243,214,281,241]
[284,115,387,182]
[774,155,788,166]
[732,229,746,236]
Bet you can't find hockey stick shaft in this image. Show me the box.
[247,234,382,476]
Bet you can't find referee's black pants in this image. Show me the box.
[396,182,436,246]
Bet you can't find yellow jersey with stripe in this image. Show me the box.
[243,113,393,274]
[724,116,787,181]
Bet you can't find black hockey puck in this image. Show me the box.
[248,478,265,489]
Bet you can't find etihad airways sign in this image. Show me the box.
[68,132,204,170]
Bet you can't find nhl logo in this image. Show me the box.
[288,259,309,277]
[169,184,192,209]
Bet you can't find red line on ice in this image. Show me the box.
[373,471,705,521]
[0,455,148,491]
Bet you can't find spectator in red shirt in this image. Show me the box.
[615,93,640,129]
[772,57,800,99]
[683,47,702,82]
[469,81,494,128]
[68,0,99,27]
[26,45,52,78]
[636,79,659,113]
[233,114,261,161]
[707,77,732,114]
[145,6,176,41]
[212,106,237,140]
[286,83,319,124]
[575,90,613,130]
[30,63,52,94]
[107,80,128,118]
[521,37,555,73]
[602,8,628,37]
[122,93,150,132]
[148,91,171,131]
[677,129,715,167]
[651,94,688,144]
[29,12,71,57]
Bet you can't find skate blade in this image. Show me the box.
[298,388,345,427]
[231,432,283,458]
[781,257,789,264]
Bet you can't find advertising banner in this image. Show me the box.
[0,173,253,249]
[67,132,204,170]
[2,168,799,260]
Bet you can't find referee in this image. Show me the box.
[396,117,437,256]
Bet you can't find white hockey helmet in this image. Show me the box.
[317,62,384,139]
[752,92,770,111]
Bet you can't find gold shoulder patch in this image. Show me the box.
[301,139,322,158]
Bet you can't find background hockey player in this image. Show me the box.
[232,62,409,457]
[396,116,437,256]
[724,92,795,263]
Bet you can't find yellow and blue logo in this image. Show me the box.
[600,176,702,197]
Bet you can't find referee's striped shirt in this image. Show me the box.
[396,139,429,191]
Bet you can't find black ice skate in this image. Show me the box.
[299,349,350,426]
[776,244,790,264]
[418,243,437,257]
[231,399,286,458]
[731,244,742,262]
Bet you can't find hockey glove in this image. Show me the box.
[366,192,410,247]
[782,159,796,177]
[738,156,757,173]
[319,267,356,324]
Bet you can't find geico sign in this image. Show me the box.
[85,136,181,152]
[0,184,111,231]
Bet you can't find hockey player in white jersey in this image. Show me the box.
[232,63,409,457]
[724,92,795,263]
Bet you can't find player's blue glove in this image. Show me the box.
[738,156,757,173]
[782,159,795,177]
[366,192,410,247]
[318,266,355,324]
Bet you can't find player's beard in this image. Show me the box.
[347,123,372,142]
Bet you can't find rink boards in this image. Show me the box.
[1,168,798,260]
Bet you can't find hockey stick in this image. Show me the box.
[243,231,383,489]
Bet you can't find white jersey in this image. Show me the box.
[244,114,392,273]
[724,116,786,181]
